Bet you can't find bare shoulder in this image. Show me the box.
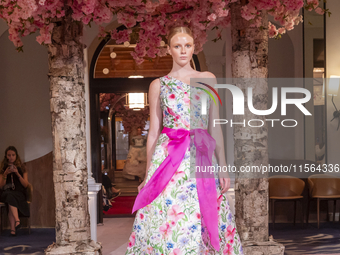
[149,78,161,91]
[200,71,216,79]
[150,78,161,87]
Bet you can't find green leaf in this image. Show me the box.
[159,246,164,254]
[222,212,227,222]
[183,214,188,222]
[172,230,177,242]
[16,46,23,52]
[171,189,176,199]
[234,244,240,254]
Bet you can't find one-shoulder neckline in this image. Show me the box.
[164,75,200,89]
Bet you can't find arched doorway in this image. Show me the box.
[89,26,202,221]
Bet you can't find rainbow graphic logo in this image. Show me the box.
[195,82,223,106]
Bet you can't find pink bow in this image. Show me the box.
[132,127,219,251]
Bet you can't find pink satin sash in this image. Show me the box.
[131,127,220,251]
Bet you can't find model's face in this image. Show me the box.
[137,129,142,135]
[6,150,16,164]
[168,33,194,65]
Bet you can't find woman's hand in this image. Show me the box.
[218,171,230,194]
[219,177,230,194]
[137,180,146,193]
[4,167,11,176]
[11,165,19,175]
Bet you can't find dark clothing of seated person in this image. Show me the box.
[102,172,121,199]
[0,146,30,236]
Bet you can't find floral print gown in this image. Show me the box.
[125,75,244,255]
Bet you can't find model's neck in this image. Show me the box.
[169,63,195,78]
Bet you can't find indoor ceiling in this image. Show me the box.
[94,39,195,78]
[94,40,172,78]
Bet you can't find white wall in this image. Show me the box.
[326,0,340,168]
[0,29,52,162]
[267,19,305,160]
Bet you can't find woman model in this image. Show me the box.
[0,146,30,236]
[125,27,243,255]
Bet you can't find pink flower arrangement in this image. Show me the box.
[169,94,176,100]
[99,93,149,134]
[183,93,190,105]
[128,231,136,247]
[169,248,182,255]
[195,212,201,220]
[147,246,153,254]
[225,225,236,240]
[167,107,176,117]
[167,204,185,222]
[159,222,172,238]
[217,194,223,211]
[0,0,328,57]
[223,243,233,255]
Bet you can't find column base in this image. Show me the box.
[242,239,285,255]
[88,177,102,241]
[45,240,102,255]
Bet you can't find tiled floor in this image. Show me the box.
[97,217,134,255]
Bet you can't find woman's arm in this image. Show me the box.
[12,166,29,188]
[0,174,6,189]
[142,79,163,184]
[0,167,10,188]
[205,72,230,194]
[18,172,29,188]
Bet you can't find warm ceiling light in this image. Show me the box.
[160,40,165,47]
[103,68,109,74]
[126,93,147,109]
[110,52,117,58]
[128,75,144,78]
[124,41,130,47]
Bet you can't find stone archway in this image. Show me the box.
[88,24,207,220]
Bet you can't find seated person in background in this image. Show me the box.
[0,146,30,236]
[102,171,121,199]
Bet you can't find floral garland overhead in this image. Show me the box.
[100,93,150,133]
[0,0,329,64]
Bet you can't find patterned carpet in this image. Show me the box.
[269,222,340,255]
[0,221,339,254]
[0,228,55,254]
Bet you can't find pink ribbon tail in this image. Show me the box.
[131,127,220,251]
[132,127,190,213]
[192,129,220,251]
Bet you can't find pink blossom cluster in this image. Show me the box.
[99,93,126,111]
[241,0,326,38]
[99,93,149,133]
[0,0,328,59]
[119,107,150,133]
